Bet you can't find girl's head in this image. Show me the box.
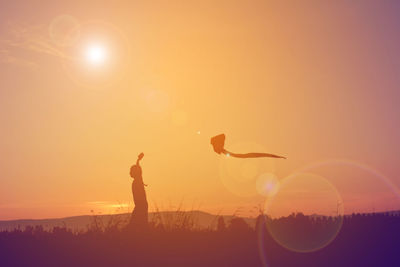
[130,165,142,179]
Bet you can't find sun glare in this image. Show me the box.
[85,43,107,65]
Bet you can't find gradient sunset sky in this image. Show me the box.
[1,0,399,220]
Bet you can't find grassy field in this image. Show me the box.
[1,212,399,267]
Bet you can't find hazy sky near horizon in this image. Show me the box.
[1,0,400,220]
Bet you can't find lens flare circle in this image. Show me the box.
[295,159,400,205]
[256,173,280,197]
[145,89,170,113]
[49,15,81,46]
[258,158,400,264]
[171,109,188,126]
[264,172,344,253]
[219,142,276,197]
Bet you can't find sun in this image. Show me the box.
[85,43,107,66]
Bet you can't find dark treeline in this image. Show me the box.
[0,212,399,267]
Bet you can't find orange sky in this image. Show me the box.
[0,1,399,220]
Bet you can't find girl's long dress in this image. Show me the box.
[130,178,148,227]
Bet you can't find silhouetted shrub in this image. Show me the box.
[217,216,226,232]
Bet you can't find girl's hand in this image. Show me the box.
[138,153,144,160]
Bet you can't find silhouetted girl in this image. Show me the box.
[129,153,148,228]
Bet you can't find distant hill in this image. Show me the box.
[2,210,398,232]
[0,211,257,232]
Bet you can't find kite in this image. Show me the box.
[210,134,286,159]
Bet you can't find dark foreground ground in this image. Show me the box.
[0,213,399,267]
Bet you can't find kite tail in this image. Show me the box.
[224,150,286,159]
